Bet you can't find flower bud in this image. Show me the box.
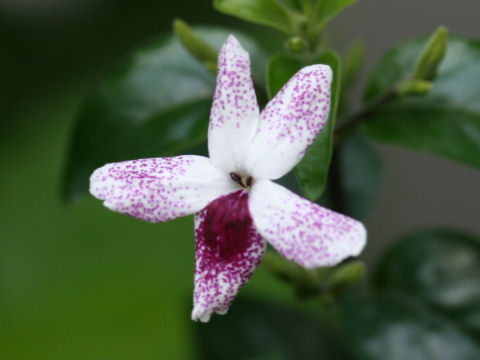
[327,260,366,292]
[285,36,309,53]
[413,26,448,81]
[396,79,433,96]
[173,19,218,73]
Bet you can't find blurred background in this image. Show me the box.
[1,0,479,359]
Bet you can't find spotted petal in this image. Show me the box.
[245,65,332,180]
[208,35,260,174]
[90,155,237,223]
[249,179,366,268]
[192,189,266,322]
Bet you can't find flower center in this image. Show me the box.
[230,172,253,188]
[197,189,259,266]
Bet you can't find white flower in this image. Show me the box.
[90,35,367,322]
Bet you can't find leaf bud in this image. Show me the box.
[413,26,448,81]
[173,19,218,73]
[327,260,366,292]
[396,79,433,96]
[285,36,309,53]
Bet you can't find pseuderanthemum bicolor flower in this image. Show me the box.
[90,35,367,322]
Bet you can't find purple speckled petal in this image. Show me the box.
[90,155,238,223]
[208,35,260,174]
[192,189,265,322]
[249,179,366,268]
[245,65,332,180]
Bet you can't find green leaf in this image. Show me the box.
[375,229,480,339]
[62,28,266,202]
[340,229,480,360]
[194,296,354,360]
[295,50,341,200]
[341,295,480,360]
[214,0,297,34]
[362,35,480,168]
[314,0,357,29]
[337,133,382,219]
[266,54,303,98]
[282,0,303,11]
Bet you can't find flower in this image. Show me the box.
[89,35,367,322]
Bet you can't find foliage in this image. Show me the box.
[61,0,480,358]
[342,229,480,360]
[362,34,480,168]
[63,28,267,202]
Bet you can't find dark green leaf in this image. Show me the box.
[63,28,266,202]
[337,134,382,219]
[314,0,357,29]
[214,0,297,34]
[375,229,480,339]
[266,54,303,98]
[295,50,341,200]
[341,294,480,360]
[362,35,480,168]
[194,296,354,360]
[282,0,303,11]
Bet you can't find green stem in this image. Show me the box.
[300,0,322,57]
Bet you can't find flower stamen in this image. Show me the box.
[230,172,253,188]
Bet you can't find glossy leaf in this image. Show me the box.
[63,28,266,202]
[314,0,357,29]
[295,50,341,200]
[266,54,303,98]
[362,35,480,168]
[340,229,480,360]
[194,296,354,360]
[341,295,480,360]
[214,0,296,34]
[375,229,480,339]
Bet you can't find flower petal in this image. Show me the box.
[192,189,265,322]
[208,35,260,174]
[90,155,237,223]
[246,65,332,180]
[249,179,366,268]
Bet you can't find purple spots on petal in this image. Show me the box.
[246,65,333,179]
[192,189,265,322]
[250,180,366,268]
[209,36,258,131]
[89,155,236,223]
[208,35,260,173]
